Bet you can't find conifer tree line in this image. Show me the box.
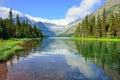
[0,9,42,39]
[75,7,120,38]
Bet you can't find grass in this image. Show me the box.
[74,37,120,42]
[12,46,24,51]
[0,38,33,62]
[0,50,14,61]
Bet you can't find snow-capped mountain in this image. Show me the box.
[0,6,66,36]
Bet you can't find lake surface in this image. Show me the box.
[0,37,120,80]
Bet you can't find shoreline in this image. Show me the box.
[0,38,41,62]
[74,37,120,41]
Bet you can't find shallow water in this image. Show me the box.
[0,37,120,80]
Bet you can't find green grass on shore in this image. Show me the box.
[74,37,120,42]
[0,38,35,62]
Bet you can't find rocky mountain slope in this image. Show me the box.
[94,0,120,15]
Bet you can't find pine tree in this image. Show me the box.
[101,8,107,37]
[8,9,14,37]
[92,15,96,36]
[75,23,81,37]
[9,9,13,21]
[87,16,91,37]
[16,14,20,38]
[82,19,85,37]
[16,14,20,28]
[117,5,120,38]
[114,12,117,37]
[78,23,82,37]
[84,15,89,37]
[89,16,93,36]
[1,20,10,39]
[0,18,3,38]
[108,12,115,37]
[95,14,101,38]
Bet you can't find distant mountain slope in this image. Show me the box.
[58,20,81,37]
[35,22,55,36]
[43,22,65,35]
[59,27,75,37]
[59,24,76,37]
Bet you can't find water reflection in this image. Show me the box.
[1,38,120,80]
[75,40,120,80]
[7,54,91,80]
[2,39,42,80]
[14,39,42,62]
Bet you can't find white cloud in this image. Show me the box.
[0,0,102,26]
[25,14,67,26]
[46,0,102,25]
[65,0,101,23]
[0,6,9,18]
[0,6,26,19]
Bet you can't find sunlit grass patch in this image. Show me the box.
[12,46,24,51]
[0,50,14,62]
[0,38,40,62]
[74,37,120,42]
[0,38,31,62]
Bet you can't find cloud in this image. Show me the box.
[65,0,101,23]
[0,0,102,26]
[39,0,102,25]
[0,6,26,19]
[25,14,67,26]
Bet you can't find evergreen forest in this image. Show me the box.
[0,9,42,39]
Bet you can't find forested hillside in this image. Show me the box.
[0,9,42,39]
[75,4,120,38]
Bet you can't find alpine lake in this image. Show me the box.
[0,37,120,80]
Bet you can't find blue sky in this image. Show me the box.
[0,0,105,25]
[2,0,81,19]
